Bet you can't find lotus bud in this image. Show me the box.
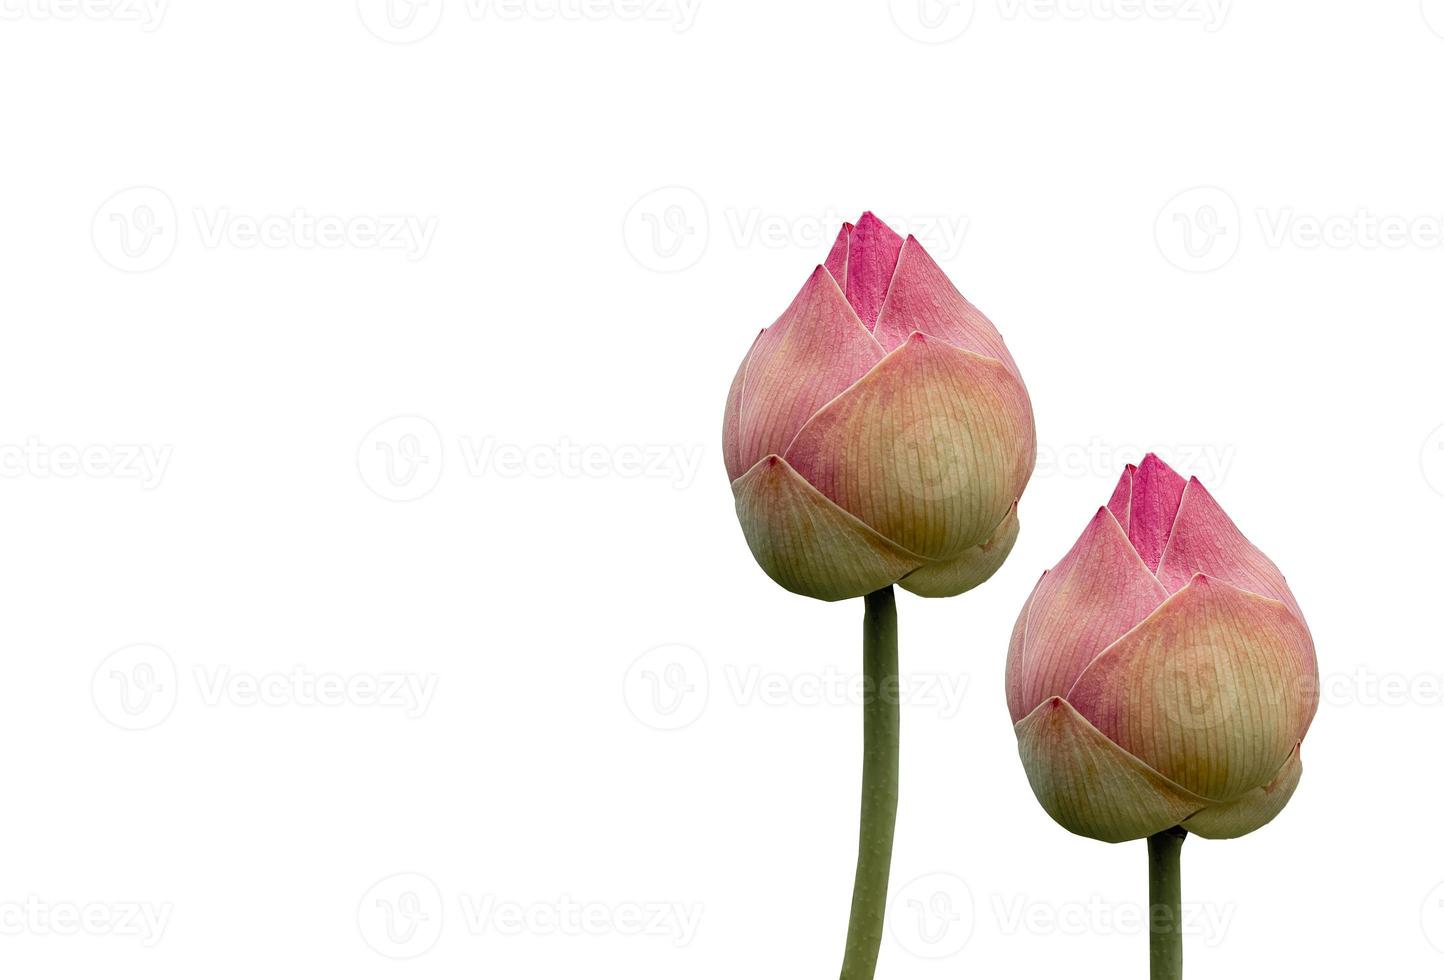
[1006,454,1319,842]
[723,213,1036,601]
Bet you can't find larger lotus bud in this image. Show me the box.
[1006,454,1318,843]
[723,213,1036,601]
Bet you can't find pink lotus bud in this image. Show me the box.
[1006,455,1318,842]
[723,213,1036,601]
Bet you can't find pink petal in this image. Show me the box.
[824,222,851,291]
[842,212,904,331]
[1123,453,1187,572]
[1009,508,1169,722]
[1157,477,1307,623]
[1005,572,1046,723]
[872,237,1021,375]
[1068,575,1317,802]
[784,332,1035,561]
[1106,464,1133,529]
[722,330,762,481]
[732,266,884,479]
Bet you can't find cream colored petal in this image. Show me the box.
[1182,745,1303,840]
[1015,697,1210,844]
[1068,575,1315,802]
[897,503,1018,598]
[785,332,1035,561]
[731,455,923,601]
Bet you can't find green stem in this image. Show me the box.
[839,586,899,980]
[1147,827,1187,980]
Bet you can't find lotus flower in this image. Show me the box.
[1007,455,1318,842]
[723,213,1036,601]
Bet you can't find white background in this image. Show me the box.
[2,1,1441,976]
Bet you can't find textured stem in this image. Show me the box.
[839,586,899,980]
[1148,827,1187,980]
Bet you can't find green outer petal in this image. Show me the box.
[897,503,1018,598]
[731,455,923,602]
[1183,745,1303,840]
[1015,697,1210,844]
